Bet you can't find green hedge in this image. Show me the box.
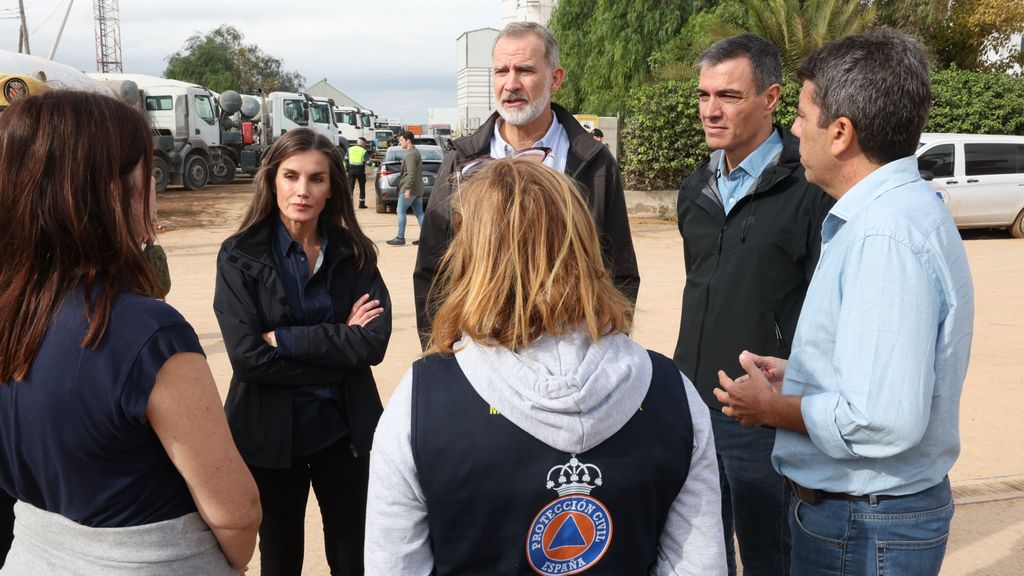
[621,70,1024,190]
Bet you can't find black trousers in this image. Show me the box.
[348,170,366,202]
[249,439,369,576]
[0,490,13,568]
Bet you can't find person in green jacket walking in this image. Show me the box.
[387,132,423,246]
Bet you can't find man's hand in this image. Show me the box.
[714,351,778,428]
[743,351,787,392]
[347,294,384,327]
[404,190,411,200]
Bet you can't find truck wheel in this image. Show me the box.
[376,199,386,214]
[211,156,236,185]
[1012,208,1024,239]
[153,157,170,193]
[182,154,210,191]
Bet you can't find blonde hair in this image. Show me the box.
[427,159,632,354]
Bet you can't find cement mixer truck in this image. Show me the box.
[89,73,245,192]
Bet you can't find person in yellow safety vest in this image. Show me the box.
[347,137,371,209]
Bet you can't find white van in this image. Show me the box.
[916,133,1024,238]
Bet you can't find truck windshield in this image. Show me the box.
[284,100,308,125]
[145,96,173,111]
[360,114,372,129]
[194,95,216,125]
[336,111,357,126]
[310,104,331,124]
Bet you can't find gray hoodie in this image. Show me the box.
[365,331,725,575]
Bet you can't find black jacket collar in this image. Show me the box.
[226,217,353,269]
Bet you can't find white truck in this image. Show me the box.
[334,105,363,145]
[89,73,240,192]
[235,91,349,175]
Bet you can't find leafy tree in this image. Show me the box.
[548,0,709,116]
[878,0,1024,73]
[650,0,749,81]
[164,25,305,94]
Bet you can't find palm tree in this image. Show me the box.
[741,0,878,76]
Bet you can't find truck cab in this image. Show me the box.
[90,73,227,192]
[334,106,362,146]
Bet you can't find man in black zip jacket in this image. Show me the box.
[413,22,639,347]
[674,35,834,575]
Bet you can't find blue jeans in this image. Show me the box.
[789,477,953,576]
[710,410,791,576]
[396,193,423,239]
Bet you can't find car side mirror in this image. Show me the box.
[919,170,934,182]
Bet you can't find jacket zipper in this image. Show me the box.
[692,225,726,390]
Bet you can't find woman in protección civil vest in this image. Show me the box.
[365,158,726,575]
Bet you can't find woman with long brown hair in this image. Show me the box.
[214,128,391,575]
[0,90,260,574]
[365,159,725,574]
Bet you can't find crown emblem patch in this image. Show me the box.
[525,455,613,575]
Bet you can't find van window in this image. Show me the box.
[194,95,216,125]
[145,96,173,111]
[965,143,1023,176]
[917,144,954,178]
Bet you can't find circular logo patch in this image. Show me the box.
[3,78,29,103]
[526,495,612,575]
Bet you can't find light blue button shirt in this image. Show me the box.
[490,109,570,173]
[772,156,974,496]
[716,130,783,215]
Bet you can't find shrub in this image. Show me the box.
[621,79,799,190]
[927,67,1024,135]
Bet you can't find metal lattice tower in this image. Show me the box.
[93,0,123,73]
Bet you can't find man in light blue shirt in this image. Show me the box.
[716,129,782,215]
[714,29,973,576]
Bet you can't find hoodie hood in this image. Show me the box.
[454,331,653,454]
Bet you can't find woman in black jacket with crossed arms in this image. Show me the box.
[214,128,391,575]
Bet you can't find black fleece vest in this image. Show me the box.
[411,350,693,575]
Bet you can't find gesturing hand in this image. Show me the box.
[347,294,384,327]
[742,351,787,393]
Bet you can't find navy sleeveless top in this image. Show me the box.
[0,288,203,527]
[412,350,693,576]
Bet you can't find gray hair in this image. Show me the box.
[797,28,931,165]
[494,21,561,70]
[699,34,782,93]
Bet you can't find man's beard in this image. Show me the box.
[497,81,551,126]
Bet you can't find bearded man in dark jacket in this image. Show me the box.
[413,22,639,346]
[675,35,834,576]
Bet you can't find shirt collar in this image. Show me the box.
[274,217,327,256]
[822,155,923,242]
[716,129,783,180]
[492,109,561,156]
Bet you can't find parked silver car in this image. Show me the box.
[374,144,444,214]
[917,133,1024,238]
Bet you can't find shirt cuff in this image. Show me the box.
[801,391,858,460]
[275,327,294,357]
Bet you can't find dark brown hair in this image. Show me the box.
[235,128,377,271]
[0,90,158,381]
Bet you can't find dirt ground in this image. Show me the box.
[156,177,1024,575]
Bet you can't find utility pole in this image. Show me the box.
[93,0,123,72]
[49,0,76,60]
[17,0,30,54]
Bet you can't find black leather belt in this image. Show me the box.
[786,478,900,505]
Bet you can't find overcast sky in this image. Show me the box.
[2,1,504,123]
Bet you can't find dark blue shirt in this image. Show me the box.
[271,219,348,458]
[0,288,202,527]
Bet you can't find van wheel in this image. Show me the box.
[182,155,210,191]
[1012,209,1024,239]
[210,156,236,185]
[153,157,170,192]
